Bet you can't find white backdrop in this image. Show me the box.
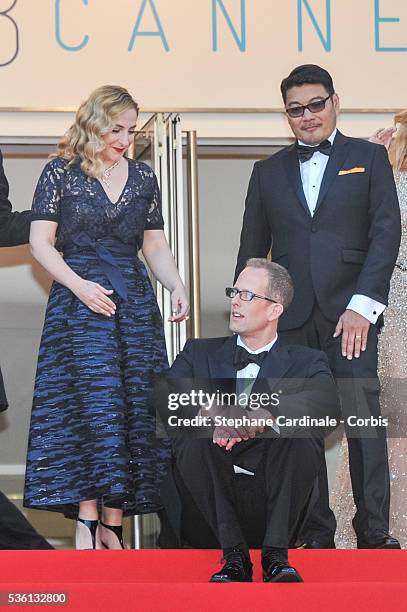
[0,0,406,110]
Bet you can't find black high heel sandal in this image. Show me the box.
[76,518,99,549]
[98,521,124,549]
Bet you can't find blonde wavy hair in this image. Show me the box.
[52,85,139,178]
[389,109,407,171]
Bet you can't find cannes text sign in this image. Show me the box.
[0,0,406,109]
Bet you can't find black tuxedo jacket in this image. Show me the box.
[161,335,340,439]
[0,148,31,411]
[235,131,401,330]
[0,150,31,248]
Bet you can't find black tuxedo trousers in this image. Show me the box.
[171,436,323,550]
[280,303,389,542]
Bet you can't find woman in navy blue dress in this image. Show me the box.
[23,86,189,549]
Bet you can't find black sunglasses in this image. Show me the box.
[225,287,278,303]
[286,94,332,118]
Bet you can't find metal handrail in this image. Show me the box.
[186,131,201,339]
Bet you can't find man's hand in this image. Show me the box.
[203,404,249,451]
[213,426,242,451]
[334,309,371,359]
[212,408,270,450]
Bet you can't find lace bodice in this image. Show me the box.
[31,157,164,251]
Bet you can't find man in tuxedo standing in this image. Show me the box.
[159,259,340,582]
[235,64,402,549]
[0,148,53,549]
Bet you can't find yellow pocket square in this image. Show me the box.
[338,167,366,175]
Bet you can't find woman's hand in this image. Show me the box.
[72,279,116,317]
[169,283,190,322]
[369,127,396,150]
[30,221,117,318]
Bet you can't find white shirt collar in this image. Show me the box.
[298,128,337,148]
[237,334,278,354]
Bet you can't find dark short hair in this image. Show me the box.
[280,64,335,103]
[246,258,294,310]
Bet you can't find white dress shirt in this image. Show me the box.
[233,334,279,474]
[298,129,385,324]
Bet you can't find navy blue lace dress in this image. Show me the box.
[23,157,170,517]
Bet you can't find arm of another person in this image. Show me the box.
[30,221,116,316]
[142,229,189,322]
[234,161,272,282]
[369,127,396,150]
[0,150,31,247]
[334,145,401,358]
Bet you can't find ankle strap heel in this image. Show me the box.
[99,521,124,549]
[76,518,99,549]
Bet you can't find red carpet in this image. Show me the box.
[0,550,406,611]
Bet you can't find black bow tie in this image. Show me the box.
[233,346,269,371]
[296,140,332,163]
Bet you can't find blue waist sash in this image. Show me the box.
[64,232,137,302]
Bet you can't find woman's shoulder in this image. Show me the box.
[42,156,71,176]
[42,157,87,185]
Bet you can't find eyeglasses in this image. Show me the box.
[225,287,278,303]
[286,95,332,118]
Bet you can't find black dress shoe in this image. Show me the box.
[262,557,303,583]
[357,531,401,549]
[301,539,336,549]
[210,549,253,583]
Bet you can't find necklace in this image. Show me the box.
[101,160,120,189]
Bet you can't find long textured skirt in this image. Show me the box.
[23,252,170,517]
